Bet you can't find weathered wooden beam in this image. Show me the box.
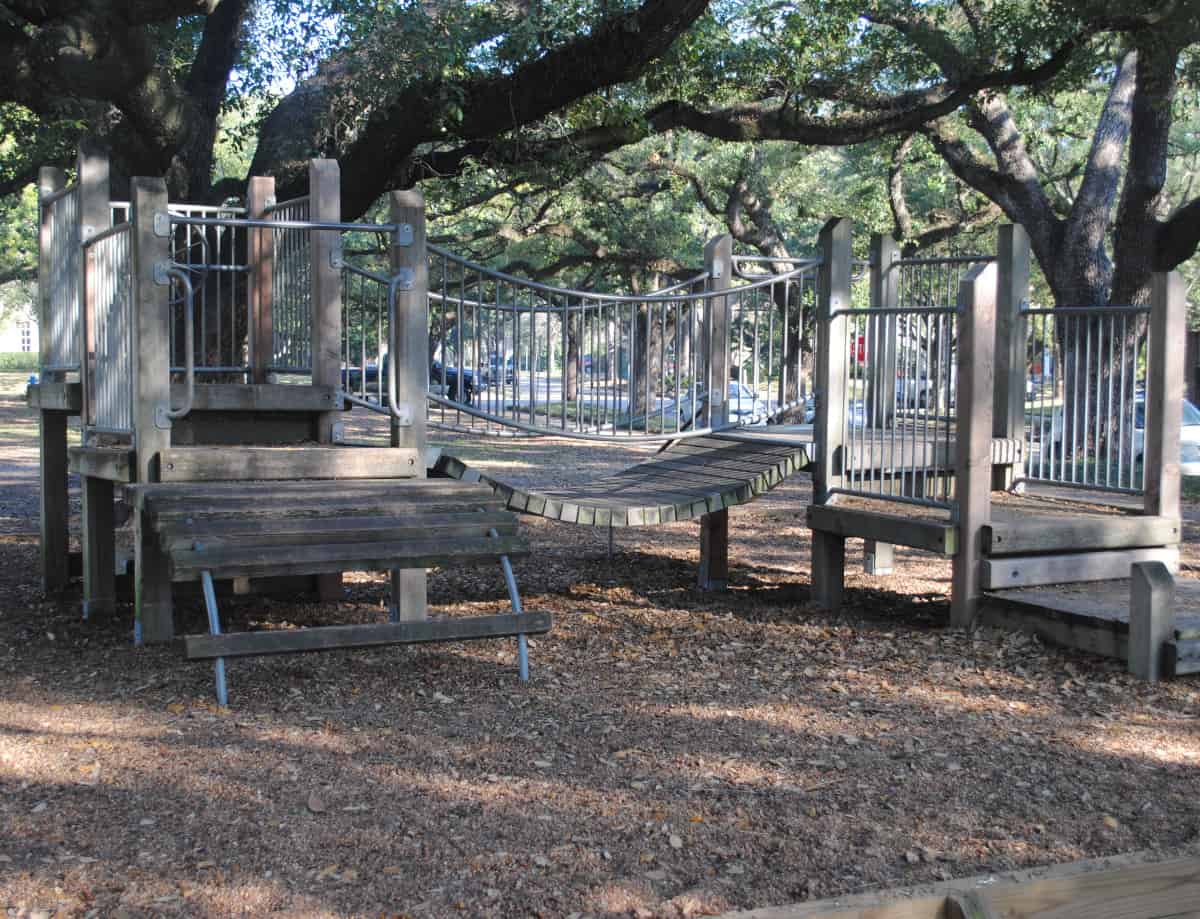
[992,224,1030,491]
[865,232,898,428]
[38,410,70,594]
[1144,271,1184,520]
[810,530,845,611]
[813,218,852,503]
[184,611,552,660]
[703,234,732,428]
[807,504,957,555]
[984,515,1180,556]
[68,446,135,482]
[171,383,342,413]
[161,516,520,552]
[950,262,997,629]
[1129,560,1175,682]
[982,547,1179,590]
[698,508,729,590]
[158,446,421,482]
[27,382,81,412]
[246,175,275,384]
[81,476,116,618]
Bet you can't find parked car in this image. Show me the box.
[726,381,770,426]
[341,356,476,405]
[1039,397,1200,475]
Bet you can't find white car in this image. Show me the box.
[1042,398,1200,475]
[726,382,770,426]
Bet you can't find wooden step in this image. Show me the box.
[984,515,1180,556]
[184,611,552,660]
[159,445,421,482]
[159,510,519,552]
[981,547,1179,590]
[170,534,529,580]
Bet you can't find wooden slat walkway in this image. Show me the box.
[434,433,811,527]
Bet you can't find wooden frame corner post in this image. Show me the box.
[77,142,116,618]
[1144,271,1184,521]
[950,261,997,629]
[389,188,429,621]
[37,165,69,594]
[131,178,174,643]
[699,234,732,589]
[992,224,1030,491]
[247,175,275,383]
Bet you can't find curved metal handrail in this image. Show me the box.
[163,267,195,420]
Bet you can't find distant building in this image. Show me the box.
[0,308,36,355]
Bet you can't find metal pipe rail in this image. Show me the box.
[169,214,410,236]
[163,266,196,420]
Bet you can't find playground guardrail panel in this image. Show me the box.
[1019,304,1151,494]
[82,223,134,435]
[830,255,991,510]
[265,196,312,374]
[43,184,81,373]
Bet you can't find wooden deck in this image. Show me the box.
[434,433,810,527]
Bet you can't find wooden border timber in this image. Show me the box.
[949,261,997,629]
[158,446,421,482]
[716,853,1200,919]
[1129,560,1174,682]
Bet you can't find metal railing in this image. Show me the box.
[1020,305,1151,494]
[82,223,134,434]
[830,255,991,509]
[265,196,312,373]
[42,184,81,373]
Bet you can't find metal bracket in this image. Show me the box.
[330,243,345,270]
[392,403,413,426]
[711,259,725,280]
[393,223,414,247]
[154,404,173,430]
[264,195,276,208]
[153,262,173,285]
[81,225,96,241]
[394,267,415,291]
[153,212,171,238]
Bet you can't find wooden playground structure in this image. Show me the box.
[27,141,1196,698]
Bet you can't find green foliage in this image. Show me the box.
[0,352,37,371]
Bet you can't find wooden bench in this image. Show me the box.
[127,478,551,704]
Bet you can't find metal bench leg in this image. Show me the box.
[489,527,529,682]
[200,571,228,706]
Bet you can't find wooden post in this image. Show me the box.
[863,539,894,576]
[37,167,70,594]
[246,176,275,384]
[950,262,997,629]
[77,141,117,617]
[992,224,1030,491]
[309,161,344,601]
[698,507,729,591]
[813,217,852,504]
[1144,271,1184,520]
[388,189,429,621]
[703,234,732,428]
[1129,560,1174,682]
[863,232,897,572]
[811,530,845,611]
[866,232,898,428]
[131,177,174,643]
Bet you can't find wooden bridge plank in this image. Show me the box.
[984,516,1180,556]
[159,446,422,481]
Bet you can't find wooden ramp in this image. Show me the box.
[433,433,811,527]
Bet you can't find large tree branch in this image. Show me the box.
[1157,196,1200,270]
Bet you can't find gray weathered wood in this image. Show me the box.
[247,176,275,383]
[863,539,894,576]
[814,218,852,503]
[950,262,997,629]
[391,188,431,621]
[37,166,67,377]
[309,160,342,443]
[82,476,116,618]
[158,446,421,482]
[982,547,1178,590]
[1165,639,1200,676]
[1129,561,1174,682]
[131,177,174,642]
[807,504,957,555]
[865,233,898,428]
[811,530,845,611]
[184,611,552,660]
[68,446,135,482]
[27,382,81,412]
[698,508,729,590]
[172,383,341,413]
[984,515,1180,556]
[77,139,109,429]
[991,224,1030,491]
[1144,271,1184,520]
[703,234,732,428]
[38,410,70,593]
[171,535,530,580]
